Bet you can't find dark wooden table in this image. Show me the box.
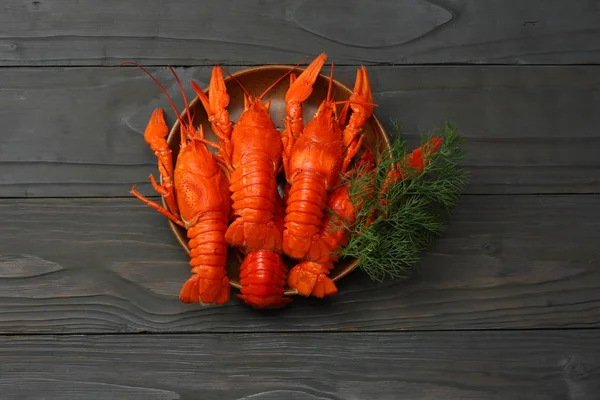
[1,1,599,399]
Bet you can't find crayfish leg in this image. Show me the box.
[148,174,179,217]
[130,185,185,228]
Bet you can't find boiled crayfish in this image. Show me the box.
[188,64,298,309]
[126,64,232,305]
[280,53,378,297]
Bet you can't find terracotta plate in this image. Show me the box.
[162,64,391,296]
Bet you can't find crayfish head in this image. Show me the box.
[232,98,282,169]
[288,104,344,189]
[304,101,341,143]
[174,141,231,225]
[177,140,220,177]
[237,98,275,128]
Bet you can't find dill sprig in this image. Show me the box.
[336,121,470,282]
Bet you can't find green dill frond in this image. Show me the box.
[337,121,470,282]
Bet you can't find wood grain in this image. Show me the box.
[0,195,597,334]
[1,65,599,197]
[0,0,599,65]
[1,331,599,399]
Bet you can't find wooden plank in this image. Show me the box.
[0,195,598,333]
[1,0,599,66]
[1,65,599,197]
[1,331,599,399]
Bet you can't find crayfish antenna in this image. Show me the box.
[166,65,196,146]
[257,56,308,101]
[326,62,335,103]
[119,62,188,145]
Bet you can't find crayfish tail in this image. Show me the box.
[225,219,282,252]
[237,250,291,309]
[179,274,230,305]
[227,154,282,251]
[283,171,329,260]
[287,260,337,298]
[306,237,334,264]
[180,215,231,305]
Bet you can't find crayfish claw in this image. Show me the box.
[143,108,169,150]
[353,66,373,104]
[209,66,230,111]
[284,53,327,105]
